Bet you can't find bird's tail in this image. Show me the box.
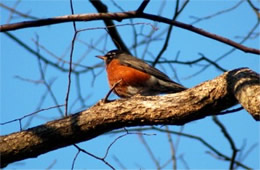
[159,80,187,93]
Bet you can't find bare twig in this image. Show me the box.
[165,126,177,170]
[112,155,126,169]
[139,1,166,59]
[77,22,158,33]
[3,32,89,73]
[0,104,64,126]
[247,0,260,17]
[148,54,227,73]
[64,0,77,117]
[14,75,44,84]
[152,0,189,66]
[118,126,251,169]
[35,35,64,117]
[32,39,91,69]
[6,1,21,23]
[1,11,259,54]
[138,133,161,169]
[190,0,244,25]
[197,53,227,72]
[0,2,38,20]
[71,149,80,170]
[22,78,57,129]
[103,79,122,102]
[219,107,243,114]
[212,116,238,169]
[103,132,129,159]
[46,159,57,170]
[72,126,143,169]
[73,144,115,170]
[178,154,189,169]
[240,143,258,163]
[188,20,260,78]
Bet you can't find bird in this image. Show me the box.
[96,49,187,98]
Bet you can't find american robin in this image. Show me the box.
[97,49,186,98]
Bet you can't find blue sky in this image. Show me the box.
[1,0,259,169]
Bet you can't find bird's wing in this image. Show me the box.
[119,54,175,83]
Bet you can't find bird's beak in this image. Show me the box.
[96,55,105,60]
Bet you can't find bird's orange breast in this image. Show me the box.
[106,59,151,97]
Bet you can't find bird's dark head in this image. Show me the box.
[96,49,125,65]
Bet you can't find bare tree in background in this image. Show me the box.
[0,0,259,169]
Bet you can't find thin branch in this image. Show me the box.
[150,126,250,169]
[0,2,38,20]
[153,0,189,66]
[139,0,166,59]
[147,54,227,73]
[6,0,21,24]
[219,107,243,114]
[212,116,238,169]
[65,0,77,116]
[138,133,161,169]
[35,35,64,116]
[46,159,57,170]
[190,0,244,25]
[103,132,129,159]
[73,144,115,170]
[240,143,258,163]
[247,0,260,17]
[140,12,260,55]
[103,79,122,102]
[188,20,260,78]
[32,39,91,70]
[72,128,140,169]
[112,155,126,169]
[14,75,44,84]
[0,104,64,126]
[178,154,189,169]
[197,53,227,72]
[165,126,177,170]
[22,78,57,129]
[117,126,251,169]
[4,32,90,74]
[1,11,259,54]
[71,149,80,170]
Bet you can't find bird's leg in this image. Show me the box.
[103,79,122,103]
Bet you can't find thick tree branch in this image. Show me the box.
[1,11,259,54]
[137,0,150,13]
[0,68,259,168]
[228,68,260,119]
[90,0,130,53]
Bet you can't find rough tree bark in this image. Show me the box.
[0,67,259,168]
